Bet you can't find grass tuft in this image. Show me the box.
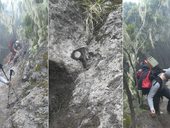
[76,0,121,34]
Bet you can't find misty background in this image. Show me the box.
[123,0,170,128]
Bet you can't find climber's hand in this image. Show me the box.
[150,109,156,118]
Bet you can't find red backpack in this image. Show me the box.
[136,68,152,90]
[142,70,152,89]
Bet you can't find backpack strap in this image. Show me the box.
[152,77,163,91]
[153,81,158,86]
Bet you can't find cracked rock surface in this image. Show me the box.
[49,0,122,128]
[0,42,48,128]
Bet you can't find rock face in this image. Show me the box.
[49,0,122,127]
[0,41,48,128]
[0,0,48,127]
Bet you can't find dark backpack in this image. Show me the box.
[136,64,162,95]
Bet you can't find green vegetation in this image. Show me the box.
[126,24,136,40]
[37,80,48,89]
[76,0,121,34]
[35,0,44,4]
[43,52,48,68]
[23,14,35,38]
[123,0,170,127]
[123,113,131,128]
[35,64,41,72]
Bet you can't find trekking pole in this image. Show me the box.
[10,69,14,81]
[6,69,19,108]
[0,64,19,107]
[9,69,19,100]
[7,84,10,108]
[0,64,10,107]
[0,64,9,81]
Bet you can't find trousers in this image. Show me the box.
[153,86,170,113]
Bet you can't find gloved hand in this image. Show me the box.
[0,64,3,69]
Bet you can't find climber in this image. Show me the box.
[148,68,170,116]
[136,57,170,116]
[7,39,21,64]
[7,38,17,64]
[12,41,22,65]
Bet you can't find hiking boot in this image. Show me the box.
[156,110,163,115]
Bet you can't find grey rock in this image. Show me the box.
[49,0,122,127]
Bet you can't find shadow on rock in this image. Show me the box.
[49,60,78,127]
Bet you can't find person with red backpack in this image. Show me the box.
[149,68,170,116]
[7,39,19,64]
[136,58,170,116]
[136,59,159,94]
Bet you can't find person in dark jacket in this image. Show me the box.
[148,68,170,116]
